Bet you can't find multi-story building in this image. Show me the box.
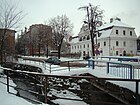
[0,28,16,55]
[19,24,52,55]
[137,36,140,53]
[0,28,16,62]
[70,17,137,57]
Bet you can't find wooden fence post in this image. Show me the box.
[107,62,109,74]
[130,65,133,79]
[135,81,139,105]
[6,70,9,93]
[44,76,48,103]
[68,61,70,71]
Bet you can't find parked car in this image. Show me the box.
[83,55,91,60]
[45,57,61,65]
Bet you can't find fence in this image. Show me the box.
[18,56,87,73]
[107,62,140,79]
[1,67,140,105]
[88,59,140,79]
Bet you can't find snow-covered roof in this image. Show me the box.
[99,18,134,30]
[97,29,112,39]
[70,36,79,44]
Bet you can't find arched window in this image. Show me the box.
[83,36,86,41]
[79,37,82,41]
[87,35,90,40]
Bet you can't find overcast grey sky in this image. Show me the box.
[14,0,140,36]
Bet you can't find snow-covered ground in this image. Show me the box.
[0,56,140,105]
[17,57,140,93]
[0,67,47,105]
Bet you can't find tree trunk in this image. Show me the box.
[46,44,48,58]
[90,30,95,57]
[57,45,61,59]
[38,43,41,57]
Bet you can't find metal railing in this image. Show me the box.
[1,68,140,105]
[18,56,87,73]
[88,59,140,79]
[107,62,140,79]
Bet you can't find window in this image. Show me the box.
[123,41,126,47]
[83,36,86,41]
[83,44,85,48]
[123,51,126,56]
[75,46,76,49]
[104,41,106,46]
[130,31,132,36]
[98,42,100,47]
[87,35,90,40]
[87,44,89,48]
[83,51,86,56]
[123,30,125,35]
[87,51,89,56]
[116,41,119,46]
[116,30,118,34]
[79,37,82,41]
[116,51,118,55]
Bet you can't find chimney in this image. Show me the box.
[110,18,113,23]
[110,17,121,23]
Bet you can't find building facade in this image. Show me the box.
[0,29,16,55]
[18,24,52,55]
[70,17,137,57]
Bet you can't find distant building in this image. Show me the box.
[0,28,16,55]
[70,17,137,57]
[19,24,52,55]
[137,35,140,54]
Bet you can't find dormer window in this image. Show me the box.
[83,36,86,41]
[87,35,90,40]
[79,37,82,41]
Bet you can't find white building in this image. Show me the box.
[70,17,137,57]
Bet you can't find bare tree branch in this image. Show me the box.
[49,14,73,58]
[78,3,104,58]
[0,0,25,63]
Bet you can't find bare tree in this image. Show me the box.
[78,3,104,58]
[29,24,52,57]
[0,0,24,63]
[49,15,73,59]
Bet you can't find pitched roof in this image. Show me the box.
[99,18,134,30]
[97,29,112,39]
[70,36,79,44]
